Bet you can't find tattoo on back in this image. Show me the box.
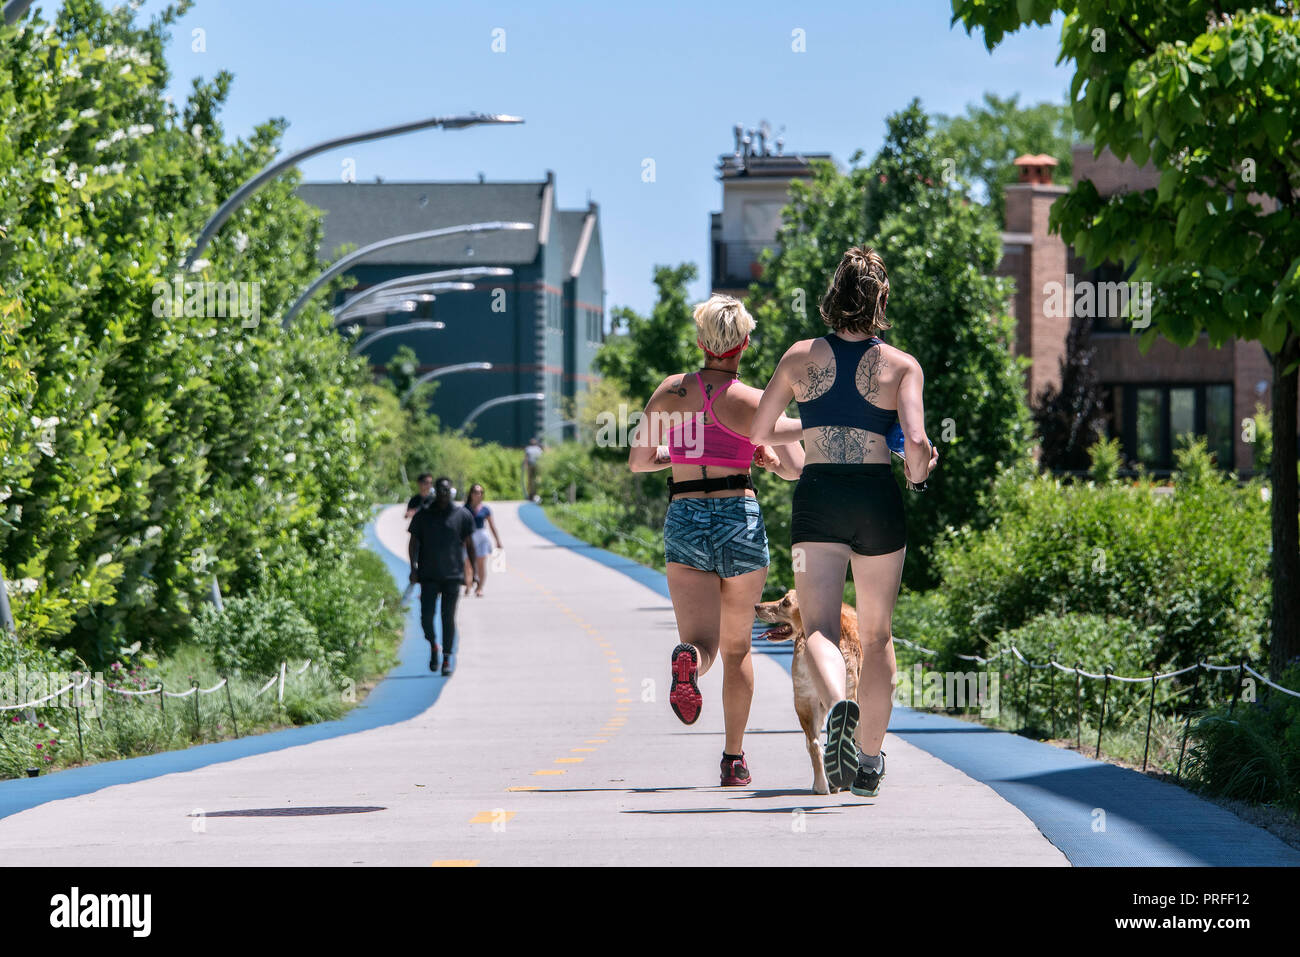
[856,347,886,404]
[812,427,875,462]
[796,359,835,401]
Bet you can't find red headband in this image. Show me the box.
[698,334,749,359]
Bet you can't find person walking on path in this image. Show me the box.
[523,438,544,502]
[408,476,477,676]
[461,483,503,597]
[629,293,804,787]
[405,472,434,520]
[751,247,937,797]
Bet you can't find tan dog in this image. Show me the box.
[754,589,863,794]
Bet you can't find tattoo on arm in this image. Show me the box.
[666,377,687,398]
[812,427,875,463]
[856,348,886,405]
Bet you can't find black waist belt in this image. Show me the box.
[667,472,754,500]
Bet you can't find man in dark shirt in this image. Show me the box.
[408,476,477,676]
[405,472,434,520]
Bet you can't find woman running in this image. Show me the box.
[629,294,804,787]
[751,247,937,797]
[462,484,503,597]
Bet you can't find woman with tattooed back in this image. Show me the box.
[751,247,938,797]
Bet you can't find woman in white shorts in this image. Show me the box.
[462,484,503,596]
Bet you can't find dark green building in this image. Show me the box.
[297,171,604,446]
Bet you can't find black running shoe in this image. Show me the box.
[850,750,886,797]
[823,700,860,791]
[428,644,441,673]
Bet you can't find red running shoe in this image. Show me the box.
[668,643,702,725]
[720,752,751,787]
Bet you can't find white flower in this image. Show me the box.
[108,162,125,175]
[94,139,110,152]
[58,118,75,132]
[0,486,10,503]
[119,63,131,75]
[283,452,297,464]
[109,129,126,144]
[20,578,40,594]
[145,525,162,539]
[93,164,108,176]
[79,108,99,119]
[233,231,249,253]
[96,553,113,566]
[187,258,210,272]
[191,123,203,139]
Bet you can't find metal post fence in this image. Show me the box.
[1142,670,1157,772]
[1176,661,1205,783]
[1074,662,1083,750]
[1096,666,1113,759]
[223,676,239,738]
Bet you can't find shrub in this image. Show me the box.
[1185,663,1300,812]
[192,595,325,680]
[1088,436,1122,484]
[933,449,1269,667]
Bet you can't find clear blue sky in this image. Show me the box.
[107,0,1070,318]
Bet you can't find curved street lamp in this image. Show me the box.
[461,392,544,433]
[281,221,532,328]
[4,0,33,26]
[403,362,494,403]
[347,320,445,356]
[182,113,523,270]
[334,267,513,317]
[332,281,474,322]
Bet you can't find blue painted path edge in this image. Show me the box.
[0,511,443,822]
[518,502,1300,867]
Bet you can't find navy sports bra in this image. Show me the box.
[797,334,901,442]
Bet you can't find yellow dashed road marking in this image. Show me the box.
[469,811,516,824]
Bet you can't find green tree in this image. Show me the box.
[592,263,699,402]
[935,92,1076,225]
[953,0,1300,677]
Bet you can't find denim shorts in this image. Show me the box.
[664,495,770,578]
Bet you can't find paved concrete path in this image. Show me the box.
[0,502,1066,866]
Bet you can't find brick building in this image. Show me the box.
[999,145,1276,474]
[297,172,604,447]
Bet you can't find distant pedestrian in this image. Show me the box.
[405,472,434,520]
[408,476,477,676]
[524,438,544,502]
[462,483,503,597]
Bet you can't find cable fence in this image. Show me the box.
[890,636,1298,780]
[1,658,320,770]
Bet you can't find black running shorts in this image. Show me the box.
[790,463,906,556]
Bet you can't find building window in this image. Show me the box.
[1105,382,1234,471]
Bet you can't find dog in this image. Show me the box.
[754,589,863,794]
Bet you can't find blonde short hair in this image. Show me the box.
[692,294,755,356]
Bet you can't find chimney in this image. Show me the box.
[1013,153,1059,186]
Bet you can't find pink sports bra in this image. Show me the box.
[665,373,758,469]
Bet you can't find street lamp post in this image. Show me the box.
[182,113,523,271]
[333,267,512,318]
[403,362,494,403]
[281,222,532,328]
[347,320,445,356]
[3,1,33,26]
[332,282,473,323]
[461,393,545,433]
